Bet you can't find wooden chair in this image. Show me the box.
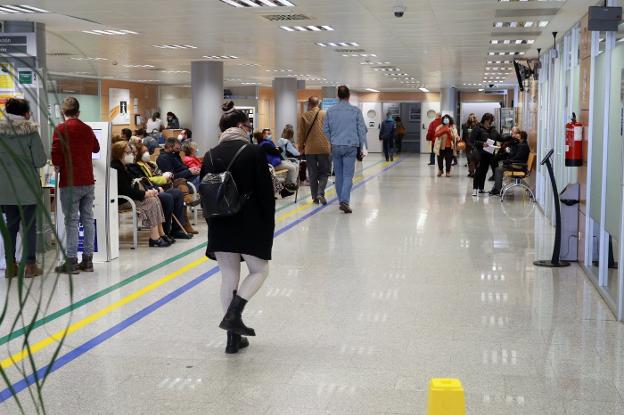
[500,152,537,202]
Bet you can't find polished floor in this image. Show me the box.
[0,154,623,415]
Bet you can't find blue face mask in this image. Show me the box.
[443,118,450,125]
[267,135,273,140]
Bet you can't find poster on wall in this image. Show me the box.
[109,88,130,125]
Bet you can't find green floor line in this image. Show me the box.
[0,159,385,346]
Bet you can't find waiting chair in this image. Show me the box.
[117,195,140,250]
[500,152,537,202]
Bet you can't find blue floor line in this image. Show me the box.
[0,160,401,403]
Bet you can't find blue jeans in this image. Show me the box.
[332,145,358,205]
[60,186,95,258]
[2,205,37,263]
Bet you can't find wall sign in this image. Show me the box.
[109,88,130,125]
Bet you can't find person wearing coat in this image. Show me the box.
[461,113,478,177]
[0,98,47,278]
[471,113,501,197]
[433,114,459,177]
[201,101,275,355]
[110,141,170,248]
[379,113,396,162]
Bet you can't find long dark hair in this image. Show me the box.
[219,100,248,132]
[442,114,455,126]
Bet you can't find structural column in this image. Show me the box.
[272,77,298,139]
[440,87,458,121]
[192,61,223,151]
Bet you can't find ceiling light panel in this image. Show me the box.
[488,51,525,56]
[281,25,334,32]
[342,53,377,57]
[123,64,155,68]
[83,29,138,36]
[316,42,359,47]
[220,0,294,7]
[70,57,108,61]
[265,68,293,72]
[153,44,197,49]
[490,39,534,45]
[0,5,48,13]
[203,55,239,59]
[493,21,549,29]
[161,70,190,73]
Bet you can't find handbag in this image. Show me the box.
[199,144,250,218]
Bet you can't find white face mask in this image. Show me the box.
[141,152,151,162]
[123,154,135,165]
[177,134,185,141]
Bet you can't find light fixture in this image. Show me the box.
[161,70,191,74]
[203,55,239,59]
[316,42,359,47]
[365,88,380,93]
[123,64,155,68]
[70,57,108,61]
[0,5,49,13]
[478,88,485,92]
[238,63,262,67]
[342,53,377,57]
[265,68,293,72]
[220,0,294,7]
[82,29,138,36]
[281,25,334,32]
[419,87,430,93]
[153,44,197,49]
[135,79,161,83]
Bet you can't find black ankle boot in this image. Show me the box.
[225,331,250,354]
[219,295,256,336]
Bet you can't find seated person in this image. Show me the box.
[256,129,298,190]
[129,145,192,240]
[178,128,192,144]
[181,141,202,170]
[489,130,530,196]
[136,144,199,234]
[157,137,201,188]
[121,128,133,141]
[110,141,170,248]
[276,124,300,159]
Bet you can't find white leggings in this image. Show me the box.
[215,252,270,312]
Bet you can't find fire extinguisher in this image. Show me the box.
[565,112,583,167]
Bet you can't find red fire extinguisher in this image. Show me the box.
[565,112,583,167]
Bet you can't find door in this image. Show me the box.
[400,103,422,153]
[361,102,382,153]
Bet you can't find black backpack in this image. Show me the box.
[200,144,249,219]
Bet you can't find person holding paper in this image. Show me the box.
[471,113,501,197]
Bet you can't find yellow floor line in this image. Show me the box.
[1,161,390,370]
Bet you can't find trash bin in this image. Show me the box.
[559,183,580,261]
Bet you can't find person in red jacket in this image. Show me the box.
[51,97,100,274]
[426,112,442,166]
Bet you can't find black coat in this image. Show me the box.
[200,140,276,261]
[157,151,193,180]
[470,124,501,151]
[111,159,146,201]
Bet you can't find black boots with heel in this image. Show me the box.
[219,294,256,337]
[225,331,250,354]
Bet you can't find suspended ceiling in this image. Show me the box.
[0,0,609,91]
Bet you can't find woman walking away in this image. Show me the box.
[201,101,275,354]
[471,113,501,197]
[433,115,458,177]
[462,113,478,177]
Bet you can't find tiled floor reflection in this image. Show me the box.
[1,155,622,414]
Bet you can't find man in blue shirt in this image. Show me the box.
[323,85,367,214]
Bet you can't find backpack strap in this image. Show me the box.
[225,144,249,172]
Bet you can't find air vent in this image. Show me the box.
[262,14,310,22]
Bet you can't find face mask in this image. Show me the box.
[443,119,449,125]
[123,154,135,165]
[177,135,184,141]
[141,152,151,162]
[267,135,273,141]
